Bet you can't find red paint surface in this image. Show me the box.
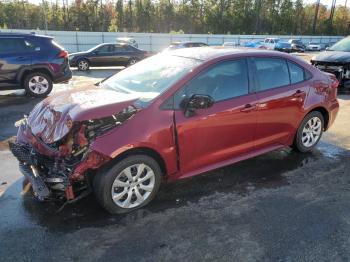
[17,49,340,185]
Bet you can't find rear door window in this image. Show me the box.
[254,58,290,91]
[0,38,27,54]
[115,44,129,52]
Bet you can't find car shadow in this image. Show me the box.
[12,146,327,233]
[71,67,123,79]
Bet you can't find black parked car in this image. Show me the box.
[69,43,148,71]
[0,33,72,97]
[288,39,305,52]
[311,36,350,90]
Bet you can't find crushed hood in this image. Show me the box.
[313,51,350,63]
[28,86,140,144]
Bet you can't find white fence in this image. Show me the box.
[0,29,344,53]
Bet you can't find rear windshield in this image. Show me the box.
[51,40,65,50]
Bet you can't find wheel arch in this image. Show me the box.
[77,57,91,63]
[307,106,330,130]
[105,147,167,177]
[18,67,53,85]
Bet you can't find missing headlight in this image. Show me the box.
[84,105,137,140]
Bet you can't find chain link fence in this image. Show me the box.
[0,29,344,53]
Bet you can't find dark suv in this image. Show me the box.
[0,33,72,97]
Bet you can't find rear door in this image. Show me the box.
[174,59,258,177]
[252,57,311,150]
[0,37,33,87]
[112,44,134,66]
[89,44,115,66]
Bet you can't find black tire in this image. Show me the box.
[77,58,90,71]
[127,58,138,67]
[293,111,324,153]
[93,155,162,214]
[24,72,53,98]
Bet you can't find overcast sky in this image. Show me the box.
[27,0,349,9]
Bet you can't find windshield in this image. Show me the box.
[328,38,350,52]
[100,54,202,105]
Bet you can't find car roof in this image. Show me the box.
[0,32,52,39]
[117,37,135,40]
[169,46,289,61]
[171,41,207,45]
[100,42,129,46]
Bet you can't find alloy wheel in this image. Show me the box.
[111,163,155,208]
[78,60,89,70]
[129,59,137,66]
[28,76,49,95]
[301,116,322,147]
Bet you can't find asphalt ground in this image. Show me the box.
[1,57,350,261]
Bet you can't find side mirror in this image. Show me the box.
[92,50,100,55]
[182,94,214,117]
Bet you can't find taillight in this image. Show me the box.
[58,50,68,58]
[328,74,339,89]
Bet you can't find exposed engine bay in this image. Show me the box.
[312,61,350,89]
[10,104,137,203]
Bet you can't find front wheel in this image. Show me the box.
[293,111,324,153]
[77,59,90,71]
[93,155,162,214]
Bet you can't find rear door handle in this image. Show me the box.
[240,104,256,113]
[292,90,305,97]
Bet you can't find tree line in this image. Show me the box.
[0,0,349,36]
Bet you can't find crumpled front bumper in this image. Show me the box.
[9,142,51,200]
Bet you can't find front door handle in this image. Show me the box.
[240,104,256,113]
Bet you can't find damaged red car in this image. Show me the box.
[10,47,339,214]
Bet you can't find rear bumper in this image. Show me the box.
[53,67,72,84]
[327,100,339,130]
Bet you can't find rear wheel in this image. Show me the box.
[293,111,324,152]
[93,155,162,214]
[24,72,53,97]
[127,58,138,67]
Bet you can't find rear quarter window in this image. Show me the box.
[288,61,304,84]
[51,40,65,50]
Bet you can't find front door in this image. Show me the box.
[174,59,258,177]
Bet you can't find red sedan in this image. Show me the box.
[10,47,339,213]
